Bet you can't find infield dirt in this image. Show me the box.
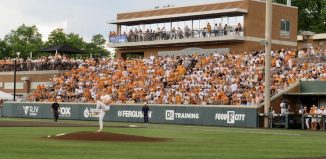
[49,131,169,142]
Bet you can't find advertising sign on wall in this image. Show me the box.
[2,103,258,128]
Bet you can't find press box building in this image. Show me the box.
[108,0,297,58]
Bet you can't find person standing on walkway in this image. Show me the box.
[142,102,149,124]
[51,99,60,122]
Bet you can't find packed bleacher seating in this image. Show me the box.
[27,48,326,105]
[0,55,81,72]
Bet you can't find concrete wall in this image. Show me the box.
[116,41,296,58]
[0,70,65,94]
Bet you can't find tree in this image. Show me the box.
[45,28,67,47]
[66,33,86,50]
[91,34,106,46]
[84,34,109,57]
[44,29,87,57]
[4,24,43,58]
[0,39,11,59]
[273,0,326,33]
[46,28,86,50]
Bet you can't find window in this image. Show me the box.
[116,15,245,43]
[139,24,145,32]
[229,16,237,28]
[280,19,290,37]
[164,22,171,32]
[184,20,192,30]
[144,24,151,31]
[236,15,244,26]
[178,21,185,30]
[193,20,200,38]
[120,25,127,34]
[221,17,228,26]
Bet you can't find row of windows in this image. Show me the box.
[119,15,244,34]
[117,17,290,38]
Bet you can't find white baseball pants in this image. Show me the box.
[99,110,106,130]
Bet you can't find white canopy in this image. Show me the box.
[0,91,13,101]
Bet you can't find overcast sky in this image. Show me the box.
[0,0,224,42]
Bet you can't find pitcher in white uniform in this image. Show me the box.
[95,94,111,132]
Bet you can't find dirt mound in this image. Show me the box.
[50,131,168,142]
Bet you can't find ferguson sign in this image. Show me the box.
[117,110,152,118]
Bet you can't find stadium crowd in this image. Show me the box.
[28,48,326,105]
[0,55,82,72]
[109,23,243,43]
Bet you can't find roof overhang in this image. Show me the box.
[284,93,326,96]
[297,33,326,41]
[109,8,247,25]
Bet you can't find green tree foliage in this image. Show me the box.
[85,34,109,57]
[91,34,106,46]
[44,29,87,57]
[0,39,10,59]
[273,0,326,33]
[45,28,67,47]
[66,33,86,50]
[3,24,43,58]
[1,25,109,59]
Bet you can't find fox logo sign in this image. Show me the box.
[59,107,71,118]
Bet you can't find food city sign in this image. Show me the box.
[214,111,245,124]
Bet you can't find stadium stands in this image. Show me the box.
[0,55,81,72]
[28,49,326,105]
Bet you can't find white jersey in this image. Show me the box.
[96,101,110,111]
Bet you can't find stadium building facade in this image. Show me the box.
[108,0,298,59]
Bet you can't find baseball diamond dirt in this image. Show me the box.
[49,131,169,142]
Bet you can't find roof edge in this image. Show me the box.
[117,0,246,15]
[111,8,248,24]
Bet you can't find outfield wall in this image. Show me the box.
[1,102,259,128]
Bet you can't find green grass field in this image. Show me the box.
[0,118,326,159]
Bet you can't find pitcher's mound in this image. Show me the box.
[50,131,168,142]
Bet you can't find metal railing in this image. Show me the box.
[109,29,244,44]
